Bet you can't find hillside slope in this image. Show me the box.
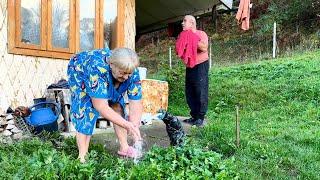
[169,50,320,179]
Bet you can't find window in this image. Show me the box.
[8,0,120,59]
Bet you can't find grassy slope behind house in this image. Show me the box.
[168,50,320,179]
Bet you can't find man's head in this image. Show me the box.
[109,48,139,82]
[182,15,196,31]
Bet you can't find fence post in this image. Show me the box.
[169,47,172,69]
[209,37,212,69]
[273,22,277,58]
[235,105,240,148]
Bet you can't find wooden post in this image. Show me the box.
[209,37,212,69]
[273,22,277,58]
[169,47,172,69]
[236,105,240,148]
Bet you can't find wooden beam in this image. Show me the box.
[41,0,47,50]
[7,0,15,51]
[9,47,73,60]
[99,0,104,48]
[47,0,53,50]
[75,0,80,52]
[116,0,125,47]
[69,0,76,53]
[94,0,100,49]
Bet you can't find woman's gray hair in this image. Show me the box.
[109,47,139,73]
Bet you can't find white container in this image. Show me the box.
[99,120,108,129]
[137,67,147,80]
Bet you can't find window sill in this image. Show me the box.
[8,47,73,60]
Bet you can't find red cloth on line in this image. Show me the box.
[175,30,200,68]
[236,0,251,31]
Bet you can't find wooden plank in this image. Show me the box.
[7,0,16,51]
[47,0,53,50]
[99,0,104,48]
[94,0,100,49]
[15,0,21,47]
[75,0,80,52]
[41,0,47,50]
[116,0,125,48]
[18,43,41,50]
[69,0,76,53]
[9,47,73,60]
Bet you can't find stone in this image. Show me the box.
[2,130,12,136]
[13,133,23,140]
[11,127,21,133]
[7,119,15,125]
[6,114,14,120]
[5,124,15,130]
[4,137,13,144]
[0,119,7,125]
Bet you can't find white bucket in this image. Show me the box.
[137,67,147,80]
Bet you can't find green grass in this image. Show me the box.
[1,50,320,179]
[168,50,320,179]
[0,137,237,179]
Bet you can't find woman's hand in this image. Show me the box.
[125,121,141,140]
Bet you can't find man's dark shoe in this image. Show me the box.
[183,117,195,124]
[193,119,204,127]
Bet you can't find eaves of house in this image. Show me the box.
[136,0,233,34]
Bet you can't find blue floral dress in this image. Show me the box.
[67,48,142,135]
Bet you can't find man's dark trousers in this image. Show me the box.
[185,60,209,120]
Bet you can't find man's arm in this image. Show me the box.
[198,41,208,52]
[197,31,209,52]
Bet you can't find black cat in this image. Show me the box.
[159,111,185,146]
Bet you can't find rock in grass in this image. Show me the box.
[2,130,12,136]
[11,127,21,133]
[6,124,15,130]
[13,133,23,140]
[0,119,7,125]
[7,120,15,125]
[6,114,14,120]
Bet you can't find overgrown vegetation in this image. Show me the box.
[0,137,237,179]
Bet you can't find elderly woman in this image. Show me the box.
[67,47,143,162]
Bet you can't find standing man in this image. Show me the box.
[176,15,209,127]
[68,47,143,162]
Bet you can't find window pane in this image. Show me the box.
[104,0,117,49]
[79,0,95,51]
[21,0,41,45]
[52,0,70,49]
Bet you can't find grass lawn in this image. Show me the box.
[168,50,320,179]
[0,50,319,179]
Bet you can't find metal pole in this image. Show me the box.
[169,47,172,69]
[273,22,277,58]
